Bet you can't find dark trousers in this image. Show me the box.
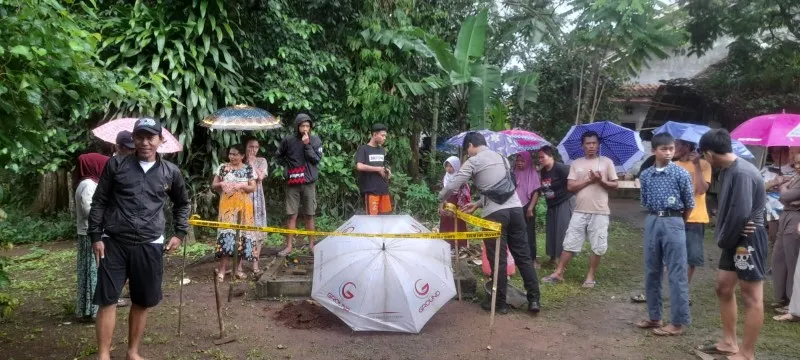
[484,207,541,306]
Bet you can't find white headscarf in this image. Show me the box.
[443,156,462,187]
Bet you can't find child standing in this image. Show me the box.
[635,133,695,336]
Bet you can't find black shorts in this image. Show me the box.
[93,237,164,308]
[718,226,767,281]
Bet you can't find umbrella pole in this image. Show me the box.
[487,235,502,349]
[177,223,192,336]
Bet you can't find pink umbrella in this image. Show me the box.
[499,129,551,151]
[730,112,800,147]
[92,118,183,153]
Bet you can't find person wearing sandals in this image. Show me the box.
[537,146,574,265]
[633,133,694,336]
[542,131,618,288]
[697,129,767,360]
[774,221,800,323]
[213,144,258,281]
[245,137,268,275]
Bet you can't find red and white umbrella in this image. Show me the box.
[92,118,183,153]
[499,129,551,151]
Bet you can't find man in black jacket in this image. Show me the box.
[276,113,323,256]
[89,117,190,360]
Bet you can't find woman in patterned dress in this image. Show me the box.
[439,156,471,254]
[245,137,268,275]
[213,144,257,281]
[74,153,109,321]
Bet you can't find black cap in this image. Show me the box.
[115,130,135,149]
[133,117,162,136]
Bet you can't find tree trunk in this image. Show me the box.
[32,169,71,215]
[409,131,421,181]
[429,92,440,173]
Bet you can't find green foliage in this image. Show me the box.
[0,209,73,244]
[0,0,140,173]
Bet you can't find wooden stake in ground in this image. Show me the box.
[177,224,193,336]
[454,217,462,302]
[487,235,502,350]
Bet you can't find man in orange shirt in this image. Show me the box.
[674,139,712,284]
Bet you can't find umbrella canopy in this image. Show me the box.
[499,129,551,151]
[652,121,754,159]
[92,118,182,153]
[443,129,526,157]
[312,215,455,333]
[730,112,800,147]
[201,105,281,131]
[557,121,645,172]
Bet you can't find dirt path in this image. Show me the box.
[2,199,799,359]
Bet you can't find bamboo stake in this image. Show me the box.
[487,235,502,350]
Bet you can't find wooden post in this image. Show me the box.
[487,235,502,349]
[213,266,226,339]
[454,217,462,302]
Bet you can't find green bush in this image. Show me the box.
[0,209,73,244]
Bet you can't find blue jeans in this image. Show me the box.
[644,215,691,326]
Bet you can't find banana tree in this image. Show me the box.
[364,9,538,130]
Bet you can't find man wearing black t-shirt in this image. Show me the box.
[356,124,392,215]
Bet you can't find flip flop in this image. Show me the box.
[634,319,662,329]
[775,306,789,314]
[582,280,597,288]
[696,343,736,356]
[773,313,800,322]
[652,326,682,336]
[631,294,646,303]
[541,275,562,284]
[278,249,291,257]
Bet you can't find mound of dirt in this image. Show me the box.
[273,300,345,330]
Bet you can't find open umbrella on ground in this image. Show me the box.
[499,129,551,151]
[557,121,645,172]
[312,215,455,333]
[92,117,182,153]
[201,105,281,131]
[730,112,800,147]
[443,129,526,157]
[652,121,754,159]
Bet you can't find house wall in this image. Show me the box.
[618,103,651,131]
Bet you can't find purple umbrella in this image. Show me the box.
[443,130,526,157]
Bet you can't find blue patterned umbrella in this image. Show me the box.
[557,121,645,172]
[443,129,526,157]
[201,105,281,131]
[652,121,754,159]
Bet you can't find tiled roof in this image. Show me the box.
[619,84,661,98]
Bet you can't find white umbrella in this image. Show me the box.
[312,215,456,333]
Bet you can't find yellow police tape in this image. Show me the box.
[187,203,500,240]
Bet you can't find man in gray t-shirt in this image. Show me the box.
[698,129,766,360]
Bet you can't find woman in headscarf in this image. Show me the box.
[439,156,471,254]
[244,137,268,275]
[213,144,257,281]
[74,153,109,322]
[515,151,542,267]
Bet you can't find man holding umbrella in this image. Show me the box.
[439,132,541,314]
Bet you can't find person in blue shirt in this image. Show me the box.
[634,133,695,336]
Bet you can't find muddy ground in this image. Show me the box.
[1,199,799,360]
